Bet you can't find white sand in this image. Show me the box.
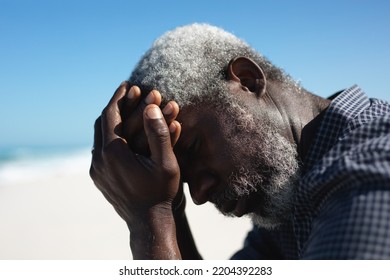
[0,159,252,259]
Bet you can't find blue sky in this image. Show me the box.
[1,0,389,148]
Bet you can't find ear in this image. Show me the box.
[227,56,266,97]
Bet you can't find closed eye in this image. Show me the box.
[188,137,201,155]
[188,138,198,152]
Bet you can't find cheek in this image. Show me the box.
[202,137,240,182]
[173,147,189,173]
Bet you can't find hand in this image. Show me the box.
[89,82,182,227]
[121,85,180,157]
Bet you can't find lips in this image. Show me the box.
[221,199,236,214]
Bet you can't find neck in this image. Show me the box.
[263,82,331,162]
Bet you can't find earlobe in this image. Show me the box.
[227,56,266,97]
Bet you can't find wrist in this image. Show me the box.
[128,208,180,259]
[173,193,186,218]
[128,202,172,225]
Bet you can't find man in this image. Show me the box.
[90,24,390,259]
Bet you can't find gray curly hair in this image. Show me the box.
[129,23,292,107]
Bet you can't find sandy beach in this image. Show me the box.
[0,150,252,259]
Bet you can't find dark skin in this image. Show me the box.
[90,57,331,259]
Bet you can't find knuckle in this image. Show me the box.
[101,143,112,154]
[101,139,128,162]
[93,117,100,130]
[89,164,96,180]
[101,106,109,117]
[149,119,170,138]
[102,143,117,160]
[154,133,171,149]
[101,106,113,118]
[90,156,103,179]
[154,125,170,138]
[101,104,119,121]
[160,159,180,178]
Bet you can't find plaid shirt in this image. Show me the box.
[232,85,390,259]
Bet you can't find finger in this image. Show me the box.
[143,104,175,164]
[90,116,103,180]
[92,116,103,156]
[122,85,141,120]
[127,101,180,155]
[162,101,180,125]
[101,82,129,147]
[122,89,162,141]
[106,81,130,109]
[169,120,181,147]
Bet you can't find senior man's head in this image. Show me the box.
[129,23,302,229]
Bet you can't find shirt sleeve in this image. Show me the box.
[301,186,390,259]
[301,112,390,259]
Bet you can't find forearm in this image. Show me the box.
[128,205,202,260]
[128,210,181,259]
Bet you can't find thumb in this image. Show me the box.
[143,104,175,164]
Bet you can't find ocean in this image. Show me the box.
[0,145,92,186]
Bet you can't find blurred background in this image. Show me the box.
[0,0,389,259]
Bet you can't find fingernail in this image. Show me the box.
[162,103,173,115]
[145,92,155,104]
[146,106,162,119]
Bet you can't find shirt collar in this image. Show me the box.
[302,85,370,173]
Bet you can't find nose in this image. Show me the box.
[188,172,219,205]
